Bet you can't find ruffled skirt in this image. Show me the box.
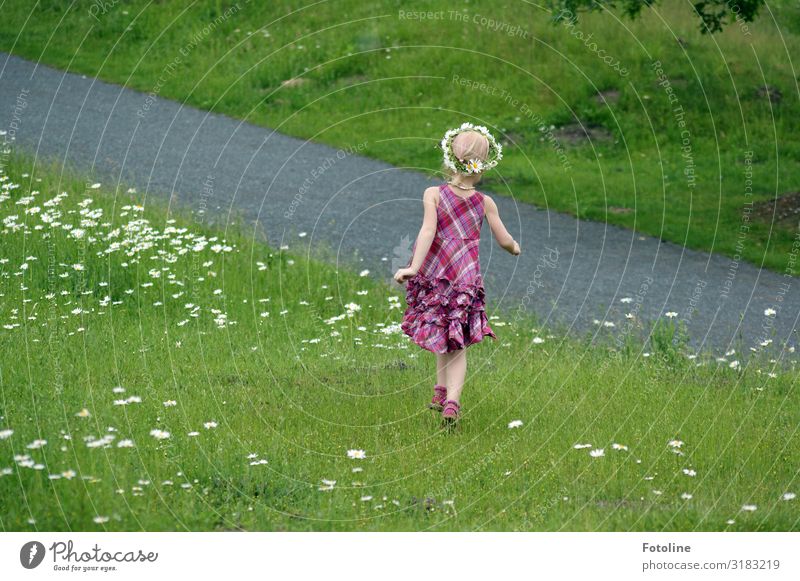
[400,273,496,354]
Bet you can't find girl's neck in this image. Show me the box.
[448,175,481,190]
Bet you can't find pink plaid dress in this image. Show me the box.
[400,183,496,353]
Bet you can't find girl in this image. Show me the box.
[394,123,520,423]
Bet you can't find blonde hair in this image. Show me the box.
[444,130,490,177]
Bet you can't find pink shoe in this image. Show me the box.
[442,399,461,423]
[428,385,447,411]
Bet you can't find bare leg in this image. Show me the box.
[436,353,448,387]
[443,349,467,402]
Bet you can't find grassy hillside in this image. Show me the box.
[0,147,798,531]
[0,1,799,271]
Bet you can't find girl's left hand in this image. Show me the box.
[393,267,417,284]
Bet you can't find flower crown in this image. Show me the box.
[440,122,503,175]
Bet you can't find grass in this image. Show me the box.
[0,1,800,271]
[1,147,799,531]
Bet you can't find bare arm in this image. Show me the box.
[393,187,439,283]
[484,194,520,255]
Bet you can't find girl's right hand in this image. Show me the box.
[511,241,521,256]
[393,267,417,284]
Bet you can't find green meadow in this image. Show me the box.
[0,149,798,531]
[0,1,799,270]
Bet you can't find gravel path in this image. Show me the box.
[1,51,797,356]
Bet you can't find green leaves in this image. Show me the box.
[549,0,763,33]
